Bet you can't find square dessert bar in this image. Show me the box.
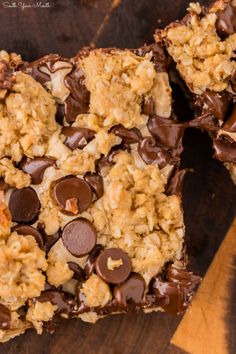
[156,0,236,182]
[0,45,200,342]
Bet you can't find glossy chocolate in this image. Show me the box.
[148,115,185,151]
[110,125,142,144]
[114,273,146,306]
[138,137,170,168]
[9,187,41,223]
[216,3,236,37]
[68,262,85,282]
[20,157,56,184]
[62,218,97,257]
[194,91,230,122]
[35,290,78,317]
[151,265,201,314]
[95,248,132,285]
[52,177,93,214]
[134,43,168,72]
[12,225,44,249]
[166,169,188,196]
[84,173,104,199]
[62,127,95,150]
[84,244,104,277]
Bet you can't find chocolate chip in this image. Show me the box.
[223,103,236,132]
[84,244,104,277]
[166,169,188,196]
[62,218,97,257]
[64,95,83,124]
[20,157,56,185]
[9,187,41,223]
[12,225,44,249]
[114,273,145,306]
[151,265,201,314]
[148,115,185,150]
[56,104,65,125]
[68,262,85,282]
[52,177,93,214]
[37,223,61,254]
[64,67,89,105]
[35,290,77,316]
[142,97,155,116]
[0,179,9,192]
[84,173,104,199]
[213,135,236,163]
[138,137,170,168]
[0,304,11,330]
[216,3,236,37]
[196,91,230,122]
[95,248,132,285]
[62,127,95,150]
[110,125,142,144]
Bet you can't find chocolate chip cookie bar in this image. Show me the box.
[0,45,200,342]
[156,0,236,182]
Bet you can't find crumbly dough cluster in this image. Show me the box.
[0,232,47,310]
[0,72,57,162]
[158,0,236,94]
[79,49,172,124]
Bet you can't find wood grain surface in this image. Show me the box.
[0,1,235,353]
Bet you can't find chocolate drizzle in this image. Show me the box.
[189,91,236,164]
[62,127,95,150]
[23,54,90,124]
[134,43,168,72]
[138,137,171,168]
[19,157,56,184]
[151,265,201,314]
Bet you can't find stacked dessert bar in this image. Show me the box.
[0,0,235,342]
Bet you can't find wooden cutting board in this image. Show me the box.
[0,1,236,353]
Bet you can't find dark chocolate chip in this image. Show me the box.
[62,127,95,150]
[64,67,89,105]
[95,248,132,285]
[62,218,97,257]
[223,103,236,132]
[35,290,77,316]
[138,137,170,168]
[216,3,236,37]
[20,157,56,185]
[84,173,104,199]
[0,304,11,330]
[213,135,236,163]
[114,273,145,306]
[147,115,185,149]
[9,187,41,223]
[0,179,9,192]
[134,43,168,72]
[52,177,93,214]
[64,94,88,124]
[56,104,65,125]
[151,265,201,314]
[142,97,155,116]
[166,169,188,196]
[194,91,230,122]
[84,244,104,277]
[68,262,85,282]
[12,225,44,249]
[37,223,61,254]
[110,125,142,144]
